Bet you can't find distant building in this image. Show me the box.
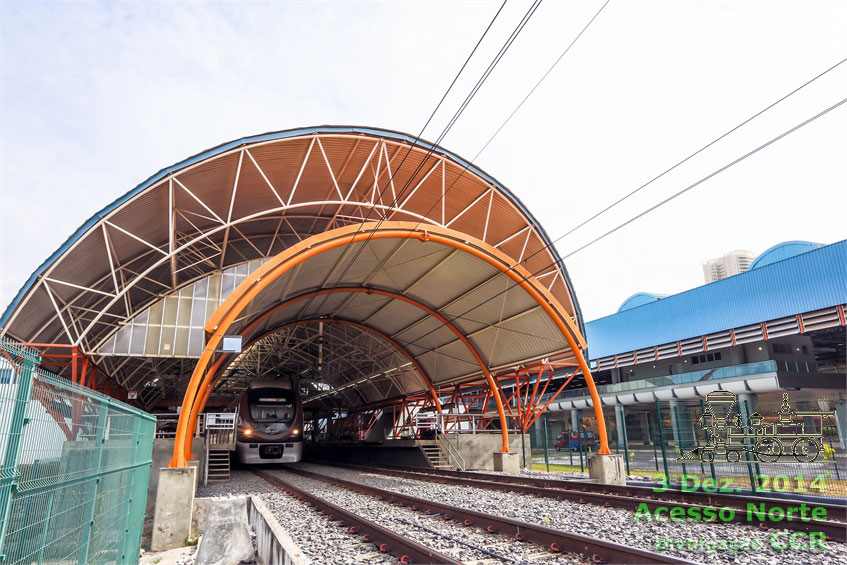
[702,249,754,283]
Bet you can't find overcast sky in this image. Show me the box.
[1,0,845,324]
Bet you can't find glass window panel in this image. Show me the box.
[99,334,116,355]
[114,326,131,354]
[188,328,203,357]
[163,296,179,326]
[222,274,235,299]
[207,274,221,302]
[145,325,162,356]
[148,300,164,326]
[174,326,190,357]
[160,325,177,356]
[177,295,192,327]
[194,277,209,299]
[190,296,206,327]
[135,308,149,325]
[130,323,146,355]
[206,299,218,323]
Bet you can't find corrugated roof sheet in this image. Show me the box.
[617,292,668,313]
[586,240,847,359]
[749,240,824,269]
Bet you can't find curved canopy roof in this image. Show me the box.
[617,292,668,313]
[0,126,584,407]
[749,240,823,270]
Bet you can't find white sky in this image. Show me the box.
[1,0,846,324]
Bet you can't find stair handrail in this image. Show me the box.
[436,431,466,471]
[203,433,210,486]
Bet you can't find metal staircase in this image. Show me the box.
[417,439,452,470]
[205,448,231,483]
[203,412,237,485]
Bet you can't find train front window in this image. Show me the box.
[248,388,296,423]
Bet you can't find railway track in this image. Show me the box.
[314,460,847,543]
[274,465,692,564]
[252,469,460,564]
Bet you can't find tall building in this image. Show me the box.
[702,249,754,283]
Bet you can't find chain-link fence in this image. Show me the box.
[532,396,845,502]
[0,338,155,564]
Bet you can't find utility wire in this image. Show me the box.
[411,0,611,234]
[294,0,510,315]
[561,96,847,260]
[328,0,545,290]
[399,88,847,358]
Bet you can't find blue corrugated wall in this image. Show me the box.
[586,240,847,359]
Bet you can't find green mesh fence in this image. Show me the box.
[0,338,155,564]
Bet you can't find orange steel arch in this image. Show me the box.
[182,317,444,459]
[179,286,505,461]
[170,221,609,467]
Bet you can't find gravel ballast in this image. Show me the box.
[298,462,847,565]
[265,468,587,564]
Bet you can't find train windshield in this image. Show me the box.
[248,388,296,423]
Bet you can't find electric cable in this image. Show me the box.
[325,0,545,291]
[399,90,847,361]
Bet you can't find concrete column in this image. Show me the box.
[614,405,626,449]
[611,368,621,384]
[152,466,196,551]
[570,409,578,431]
[639,412,650,445]
[833,401,847,449]
[737,393,755,424]
[493,452,519,474]
[588,453,626,485]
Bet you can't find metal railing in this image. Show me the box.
[540,360,780,405]
[435,413,520,434]
[0,338,155,564]
[153,413,205,439]
[205,413,237,446]
[436,432,467,470]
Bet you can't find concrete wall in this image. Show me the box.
[446,433,532,470]
[249,497,308,565]
[305,442,432,468]
[192,497,307,565]
[147,437,206,517]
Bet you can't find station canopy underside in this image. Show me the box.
[1,126,586,410]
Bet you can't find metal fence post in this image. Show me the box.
[646,414,659,472]
[655,400,670,485]
[577,411,584,473]
[0,352,36,559]
[521,426,526,469]
[699,399,717,484]
[621,406,630,476]
[119,416,141,563]
[671,404,687,479]
[740,400,759,493]
[77,399,110,564]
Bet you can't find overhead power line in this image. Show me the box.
[399,82,847,358]
[328,0,545,286]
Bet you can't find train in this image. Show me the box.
[235,380,304,464]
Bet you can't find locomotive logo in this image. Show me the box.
[678,391,834,464]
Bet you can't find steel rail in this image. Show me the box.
[331,461,847,520]
[282,466,691,564]
[251,469,459,564]
[314,461,847,543]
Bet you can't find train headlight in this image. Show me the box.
[292,428,300,436]
[243,428,253,437]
